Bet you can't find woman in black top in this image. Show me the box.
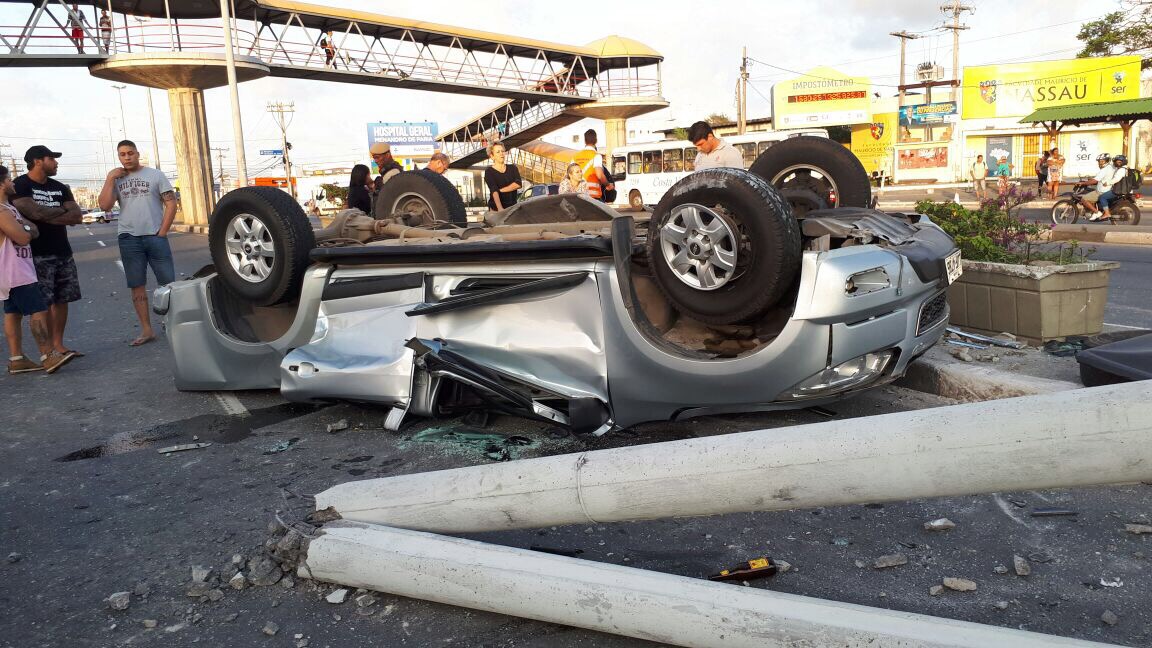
[483,142,522,211]
[347,164,371,213]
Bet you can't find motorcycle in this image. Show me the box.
[1051,181,1141,225]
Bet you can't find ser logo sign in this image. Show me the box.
[1112,70,1128,95]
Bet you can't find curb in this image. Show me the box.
[1049,224,1152,245]
[898,356,1082,402]
[172,224,209,235]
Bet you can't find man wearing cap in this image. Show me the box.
[370,142,403,192]
[11,145,83,359]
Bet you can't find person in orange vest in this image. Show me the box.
[572,129,612,202]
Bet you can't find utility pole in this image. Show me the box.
[267,101,296,198]
[211,146,228,198]
[890,31,921,144]
[940,1,973,103]
[737,47,748,135]
[111,83,128,138]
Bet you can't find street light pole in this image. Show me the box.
[112,83,127,139]
[219,0,249,187]
[145,88,161,169]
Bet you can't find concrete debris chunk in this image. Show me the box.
[923,518,955,532]
[872,554,908,569]
[1101,610,1119,626]
[1125,524,1152,534]
[326,589,349,604]
[943,577,977,592]
[326,419,349,433]
[106,591,131,611]
[231,554,246,567]
[1013,555,1031,577]
[262,621,280,636]
[281,577,295,589]
[185,581,215,598]
[994,601,1009,610]
[229,572,247,590]
[296,639,310,648]
[355,594,378,608]
[6,552,21,563]
[206,589,225,602]
[142,619,157,629]
[775,560,792,573]
[993,565,1008,574]
[247,555,282,587]
[190,565,213,583]
[929,585,943,596]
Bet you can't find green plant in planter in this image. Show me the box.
[915,186,1093,265]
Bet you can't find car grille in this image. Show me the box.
[916,291,948,336]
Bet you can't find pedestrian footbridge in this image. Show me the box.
[0,0,666,213]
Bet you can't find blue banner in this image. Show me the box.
[366,122,439,157]
[898,102,957,127]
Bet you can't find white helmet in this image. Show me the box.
[1096,152,1112,162]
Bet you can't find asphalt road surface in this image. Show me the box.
[1,223,1150,648]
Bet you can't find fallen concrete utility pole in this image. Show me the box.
[299,521,1113,648]
[315,382,1152,532]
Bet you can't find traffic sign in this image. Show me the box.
[260,149,284,156]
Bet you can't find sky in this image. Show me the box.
[0,0,1125,188]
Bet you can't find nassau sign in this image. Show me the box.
[961,56,1141,119]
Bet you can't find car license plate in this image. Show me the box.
[945,249,963,284]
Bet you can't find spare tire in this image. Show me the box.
[374,169,467,225]
[749,136,871,209]
[209,187,315,306]
[647,168,801,325]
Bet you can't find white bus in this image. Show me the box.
[609,129,828,209]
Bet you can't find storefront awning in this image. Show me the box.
[1020,98,1152,127]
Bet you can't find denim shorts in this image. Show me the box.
[3,282,48,315]
[33,255,82,304]
[118,234,175,289]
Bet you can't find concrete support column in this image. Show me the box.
[603,117,627,157]
[167,87,215,226]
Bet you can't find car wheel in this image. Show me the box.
[1050,199,1080,225]
[208,187,315,306]
[1111,199,1140,226]
[748,136,871,208]
[375,169,467,225]
[647,168,801,325]
[629,189,644,210]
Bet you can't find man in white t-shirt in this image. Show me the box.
[1079,153,1123,221]
[688,121,744,170]
[98,140,177,346]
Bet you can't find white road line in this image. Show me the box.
[97,240,106,247]
[214,392,249,417]
[114,259,124,274]
[1103,322,1148,330]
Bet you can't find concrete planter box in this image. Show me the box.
[947,260,1120,343]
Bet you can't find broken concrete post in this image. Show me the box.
[299,521,1111,648]
[314,382,1152,533]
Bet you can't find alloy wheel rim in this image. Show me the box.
[658,203,738,291]
[223,213,275,283]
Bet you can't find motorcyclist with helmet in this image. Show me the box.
[1078,152,1126,221]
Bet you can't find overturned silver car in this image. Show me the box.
[156,137,960,433]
